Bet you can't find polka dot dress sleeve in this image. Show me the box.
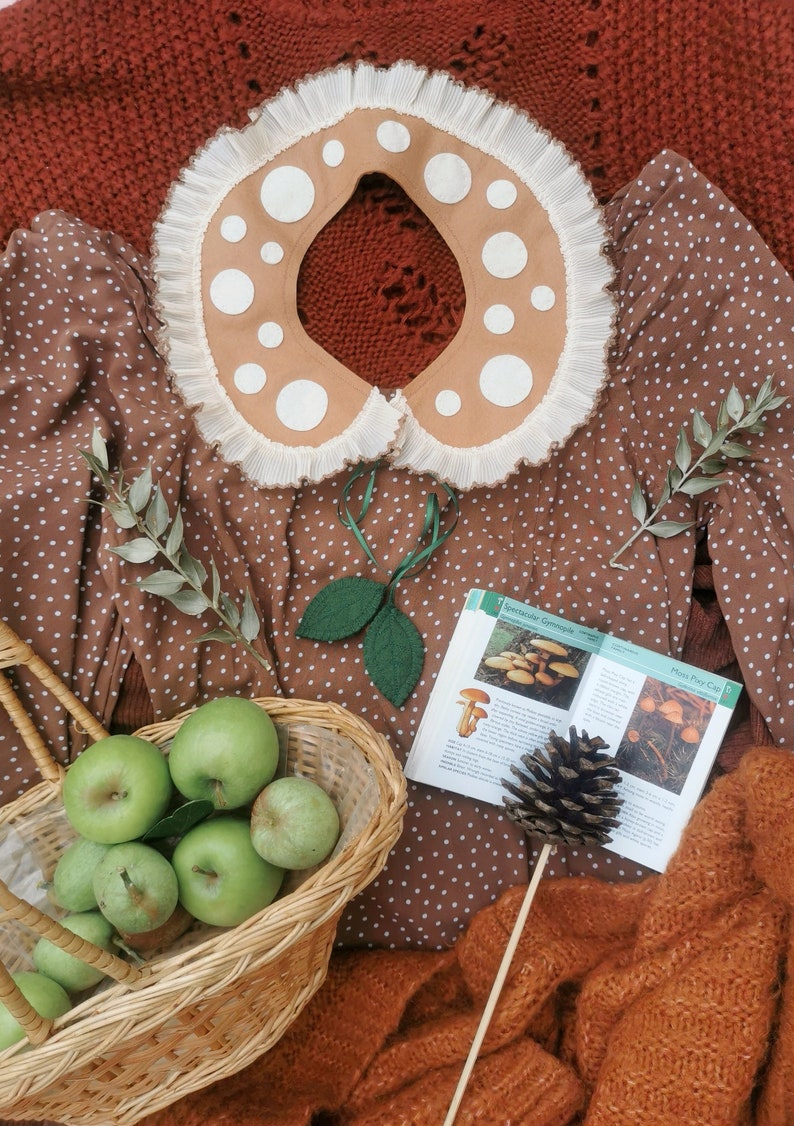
[605,151,794,744]
[0,211,173,795]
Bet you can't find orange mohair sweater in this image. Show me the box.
[133,744,794,1126]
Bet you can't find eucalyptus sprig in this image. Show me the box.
[78,428,271,672]
[609,376,788,570]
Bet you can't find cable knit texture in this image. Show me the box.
[127,747,793,1126]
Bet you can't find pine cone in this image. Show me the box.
[502,726,623,848]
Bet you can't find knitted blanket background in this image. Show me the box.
[0,0,793,1122]
[0,0,791,744]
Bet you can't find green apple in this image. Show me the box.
[62,734,173,844]
[93,841,179,934]
[32,911,116,993]
[171,816,283,927]
[167,697,279,811]
[250,775,340,870]
[116,903,194,953]
[0,971,71,1051]
[50,837,113,912]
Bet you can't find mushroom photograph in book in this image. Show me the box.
[614,680,716,794]
[473,622,591,709]
[454,688,491,738]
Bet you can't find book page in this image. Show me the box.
[405,590,741,872]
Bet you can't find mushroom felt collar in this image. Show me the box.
[152,60,615,492]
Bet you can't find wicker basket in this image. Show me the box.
[0,620,406,1126]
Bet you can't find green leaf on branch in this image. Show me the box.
[726,385,745,422]
[240,591,261,643]
[90,428,110,470]
[608,377,788,569]
[646,519,697,538]
[77,426,272,672]
[166,589,211,617]
[178,547,207,589]
[691,410,712,447]
[629,482,647,523]
[721,441,754,459]
[220,592,241,629]
[145,486,169,538]
[677,476,727,497]
[127,466,153,513]
[135,570,185,596]
[110,538,160,564]
[165,508,184,557]
[674,428,691,473]
[106,501,138,529]
[195,628,238,645]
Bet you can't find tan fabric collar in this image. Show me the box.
[153,61,615,490]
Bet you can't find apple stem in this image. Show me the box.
[211,780,227,808]
[118,868,161,922]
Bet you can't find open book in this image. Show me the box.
[406,590,742,872]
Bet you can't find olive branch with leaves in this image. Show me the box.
[609,376,788,569]
[78,428,271,672]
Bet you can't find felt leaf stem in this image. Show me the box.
[297,461,459,708]
[78,428,271,672]
[609,376,788,569]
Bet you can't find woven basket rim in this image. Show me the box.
[0,695,406,1106]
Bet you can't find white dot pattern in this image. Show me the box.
[209,268,254,315]
[197,111,568,458]
[376,120,411,153]
[234,362,267,394]
[481,231,528,279]
[260,165,315,223]
[2,151,794,952]
[423,152,472,204]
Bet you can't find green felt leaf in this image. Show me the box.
[142,800,214,841]
[363,602,424,708]
[297,576,386,642]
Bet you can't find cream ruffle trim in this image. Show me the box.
[152,60,615,491]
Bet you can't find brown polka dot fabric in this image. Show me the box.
[1,151,792,950]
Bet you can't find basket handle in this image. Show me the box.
[0,960,54,1045]
[0,877,143,987]
[0,620,110,785]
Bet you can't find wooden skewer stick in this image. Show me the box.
[442,840,553,1126]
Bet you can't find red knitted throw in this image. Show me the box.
[1,0,792,388]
